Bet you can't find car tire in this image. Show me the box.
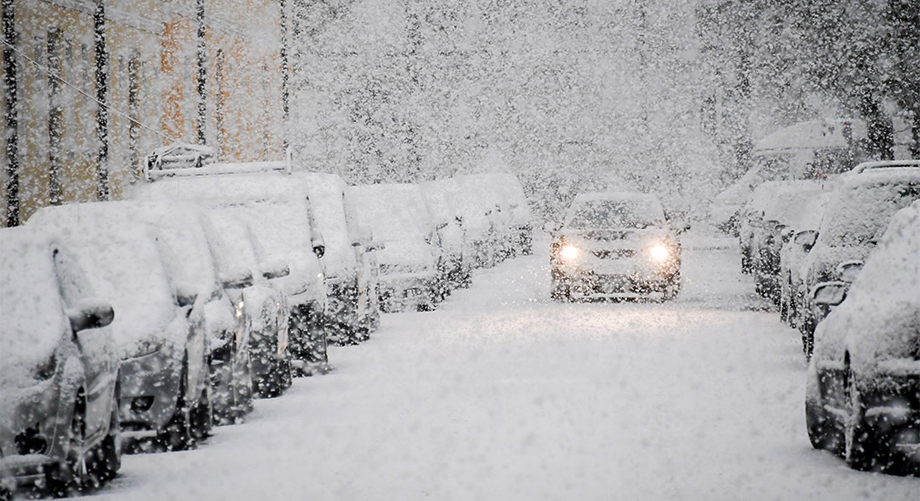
[805,397,843,455]
[95,385,122,482]
[158,363,195,452]
[844,369,883,472]
[551,281,571,302]
[189,386,212,443]
[47,391,93,497]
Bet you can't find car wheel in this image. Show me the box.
[158,363,195,452]
[48,390,109,496]
[844,369,883,471]
[805,369,843,455]
[189,386,212,443]
[94,386,122,482]
[664,277,681,301]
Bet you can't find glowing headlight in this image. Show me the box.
[560,244,580,260]
[649,245,670,261]
[236,300,245,319]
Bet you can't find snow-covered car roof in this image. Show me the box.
[845,159,920,176]
[133,173,322,298]
[817,169,920,248]
[349,183,435,240]
[420,177,464,224]
[0,227,74,387]
[753,119,867,153]
[121,200,223,295]
[759,182,830,227]
[27,203,185,358]
[206,211,267,282]
[814,200,920,367]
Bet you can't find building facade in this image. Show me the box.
[2,0,285,227]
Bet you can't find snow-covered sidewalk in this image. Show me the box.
[90,241,919,500]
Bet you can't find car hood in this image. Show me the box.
[377,239,437,270]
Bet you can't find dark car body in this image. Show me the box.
[805,200,920,474]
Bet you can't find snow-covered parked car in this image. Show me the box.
[133,172,329,374]
[805,199,920,475]
[451,175,502,268]
[777,191,832,328]
[28,203,212,452]
[549,192,683,301]
[206,212,292,395]
[122,200,254,423]
[0,227,120,497]
[489,173,534,257]
[421,177,474,291]
[749,182,829,303]
[798,165,920,357]
[349,183,443,312]
[293,172,382,344]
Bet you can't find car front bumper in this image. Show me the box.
[377,273,437,312]
[859,367,920,460]
[118,350,182,436]
[0,380,63,493]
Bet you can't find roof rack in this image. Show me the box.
[142,143,293,182]
[847,160,920,175]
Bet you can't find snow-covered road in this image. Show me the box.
[89,235,918,500]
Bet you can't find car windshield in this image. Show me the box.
[567,199,663,230]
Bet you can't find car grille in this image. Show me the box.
[591,249,635,259]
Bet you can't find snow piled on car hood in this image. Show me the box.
[349,183,435,239]
[376,238,437,271]
[0,227,69,388]
[814,201,920,369]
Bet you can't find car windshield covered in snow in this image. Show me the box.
[566,197,664,230]
[821,177,920,248]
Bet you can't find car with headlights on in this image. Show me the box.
[805,200,920,475]
[28,203,212,453]
[349,183,443,312]
[798,166,920,357]
[549,192,683,301]
[0,227,120,497]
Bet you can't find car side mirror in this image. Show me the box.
[175,283,199,308]
[221,269,254,290]
[262,260,291,280]
[794,230,818,252]
[812,281,848,307]
[780,227,795,243]
[67,299,115,334]
[311,230,326,258]
[365,241,386,252]
[835,260,864,283]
